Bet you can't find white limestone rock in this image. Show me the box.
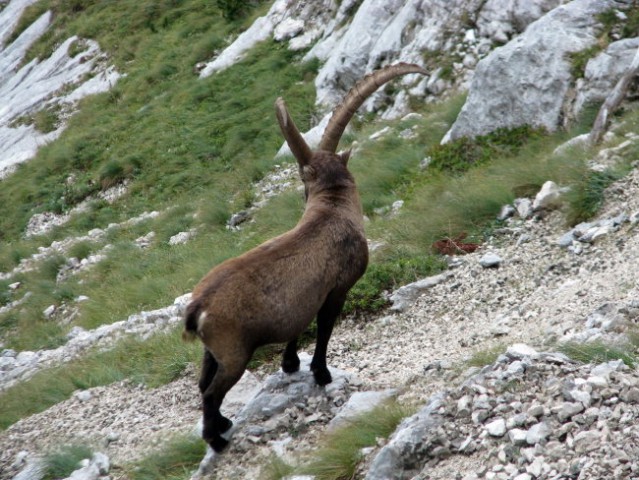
[444,0,623,142]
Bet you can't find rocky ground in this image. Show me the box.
[2,131,639,479]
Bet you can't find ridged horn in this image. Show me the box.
[319,62,428,153]
[275,97,313,165]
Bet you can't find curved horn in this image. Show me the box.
[275,97,313,165]
[319,62,428,153]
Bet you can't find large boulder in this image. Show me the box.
[444,0,633,142]
[574,37,639,116]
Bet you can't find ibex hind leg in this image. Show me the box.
[198,349,218,394]
[281,337,300,373]
[311,291,347,386]
[201,353,249,452]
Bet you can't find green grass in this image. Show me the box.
[0,328,201,429]
[466,344,507,368]
[564,168,624,225]
[282,400,415,480]
[0,0,322,350]
[558,341,637,368]
[427,125,546,174]
[124,434,206,480]
[42,444,94,480]
[345,252,446,315]
[263,456,297,480]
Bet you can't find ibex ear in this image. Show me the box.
[301,165,316,181]
[339,149,351,166]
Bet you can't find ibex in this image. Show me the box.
[183,63,427,452]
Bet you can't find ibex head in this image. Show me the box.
[275,63,427,198]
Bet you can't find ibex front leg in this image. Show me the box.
[281,337,300,373]
[311,291,347,386]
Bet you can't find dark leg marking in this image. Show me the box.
[281,337,300,373]
[198,349,218,395]
[311,290,347,386]
[201,352,250,452]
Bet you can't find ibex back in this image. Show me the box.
[183,63,427,452]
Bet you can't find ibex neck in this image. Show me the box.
[304,187,364,223]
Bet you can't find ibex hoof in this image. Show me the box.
[208,435,229,453]
[219,416,233,433]
[281,356,300,373]
[312,367,332,386]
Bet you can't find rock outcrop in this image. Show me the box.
[0,0,120,178]
[200,0,638,144]
[445,0,634,141]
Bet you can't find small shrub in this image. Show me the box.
[216,0,258,20]
[98,159,126,189]
[569,45,603,79]
[40,254,67,281]
[67,240,95,260]
[427,125,545,174]
[0,281,11,307]
[344,254,445,315]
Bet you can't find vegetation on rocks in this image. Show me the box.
[42,444,94,480]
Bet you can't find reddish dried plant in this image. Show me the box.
[432,233,480,255]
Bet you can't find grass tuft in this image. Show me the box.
[297,400,415,480]
[466,344,507,368]
[564,168,626,226]
[125,434,206,480]
[558,341,637,368]
[42,444,93,480]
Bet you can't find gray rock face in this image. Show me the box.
[444,0,631,141]
[476,0,565,44]
[364,394,445,480]
[575,37,639,116]
[389,271,453,312]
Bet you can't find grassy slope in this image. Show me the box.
[2,0,637,456]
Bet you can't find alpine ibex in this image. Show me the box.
[184,63,427,452]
